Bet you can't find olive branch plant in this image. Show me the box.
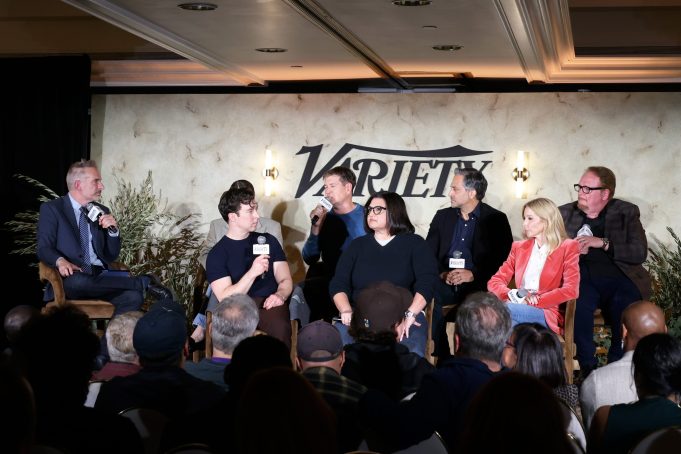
[5,172,205,319]
[646,227,681,339]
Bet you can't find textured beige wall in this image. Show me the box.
[91,93,681,280]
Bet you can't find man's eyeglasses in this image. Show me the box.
[574,184,605,194]
[366,206,387,215]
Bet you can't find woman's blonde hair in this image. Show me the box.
[522,198,567,253]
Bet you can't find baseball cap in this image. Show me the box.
[133,299,187,359]
[296,320,343,362]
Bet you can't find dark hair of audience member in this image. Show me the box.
[14,304,99,409]
[633,332,681,398]
[224,335,292,397]
[512,323,568,388]
[459,372,573,454]
[363,191,415,236]
[237,367,337,454]
[0,357,35,453]
[4,305,41,347]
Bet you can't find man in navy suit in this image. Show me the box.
[37,159,168,314]
[426,167,513,356]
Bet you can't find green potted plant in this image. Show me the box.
[647,227,681,339]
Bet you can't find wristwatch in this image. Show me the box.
[404,310,416,319]
[602,237,610,249]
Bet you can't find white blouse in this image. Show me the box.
[520,240,549,292]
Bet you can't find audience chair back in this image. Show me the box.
[557,299,577,384]
[164,443,215,454]
[630,427,681,454]
[38,261,119,321]
[358,431,448,454]
[118,407,169,454]
[558,398,586,453]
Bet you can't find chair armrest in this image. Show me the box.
[38,261,66,305]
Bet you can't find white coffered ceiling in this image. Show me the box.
[2,0,681,88]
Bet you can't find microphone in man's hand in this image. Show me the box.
[253,235,270,279]
[311,197,333,226]
[449,250,465,291]
[83,202,118,234]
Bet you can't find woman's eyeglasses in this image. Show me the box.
[366,206,387,215]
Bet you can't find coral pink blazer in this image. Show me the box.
[488,238,580,334]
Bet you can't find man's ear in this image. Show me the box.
[339,351,345,368]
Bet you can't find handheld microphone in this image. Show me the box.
[509,288,529,304]
[83,202,118,234]
[449,250,465,291]
[311,197,333,226]
[253,235,270,279]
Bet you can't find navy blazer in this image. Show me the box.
[559,199,651,299]
[37,195,121,269]
[426,202,513,294]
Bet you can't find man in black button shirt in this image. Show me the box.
[559,166,651,375]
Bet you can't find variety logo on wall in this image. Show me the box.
[295,144,493,198]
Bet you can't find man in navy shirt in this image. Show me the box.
[206,187,293,347]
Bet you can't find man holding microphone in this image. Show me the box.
[302,166,365,322]
[206,186,293,346]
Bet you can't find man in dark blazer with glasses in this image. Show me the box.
[559,166,651,377]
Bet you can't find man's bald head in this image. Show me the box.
[621,301,666,351]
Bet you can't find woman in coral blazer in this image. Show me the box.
[488,198,580,334]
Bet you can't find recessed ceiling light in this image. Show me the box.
[432,44,463,52]
[290,65,303,68]
[177,3,217,11]
[422,25,438,29]
[255,48,288,53]
[393,0,432,6]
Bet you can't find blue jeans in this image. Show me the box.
[506,303,548,328]
[333,311,428,357]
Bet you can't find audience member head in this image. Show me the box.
[632,333,681,399]
[212,294,259,357]
[621,300,667,352]
[106,311,143,364]
[349,281,412,344]
[4,305,40,346]
[218,187,257,223]
[460,372,573,454]
[363,191,415,235]
[455,292,511,365]
[522,197,568,252]
[225,335,292,397]
[296,320,344,373]
[133,299,187,367]
[237,367,336,454]
[454,167,487,201]
[506,323,568,388]
[0,358,35,453]
[14,304,99,408]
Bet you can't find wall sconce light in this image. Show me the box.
[512,150,529,199]
[262,148,279,197]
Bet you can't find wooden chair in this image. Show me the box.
[558,299,577,384]
[38,261,120,320]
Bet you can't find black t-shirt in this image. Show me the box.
[578,204,623,278]
[206,232,286,298]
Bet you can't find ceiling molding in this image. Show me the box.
[510,0,681,83]
[62,0,263,86]
[91,60,241,87]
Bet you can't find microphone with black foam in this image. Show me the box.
[311,196,333,226]
[253,235,270,279]
[83,202,118,234]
